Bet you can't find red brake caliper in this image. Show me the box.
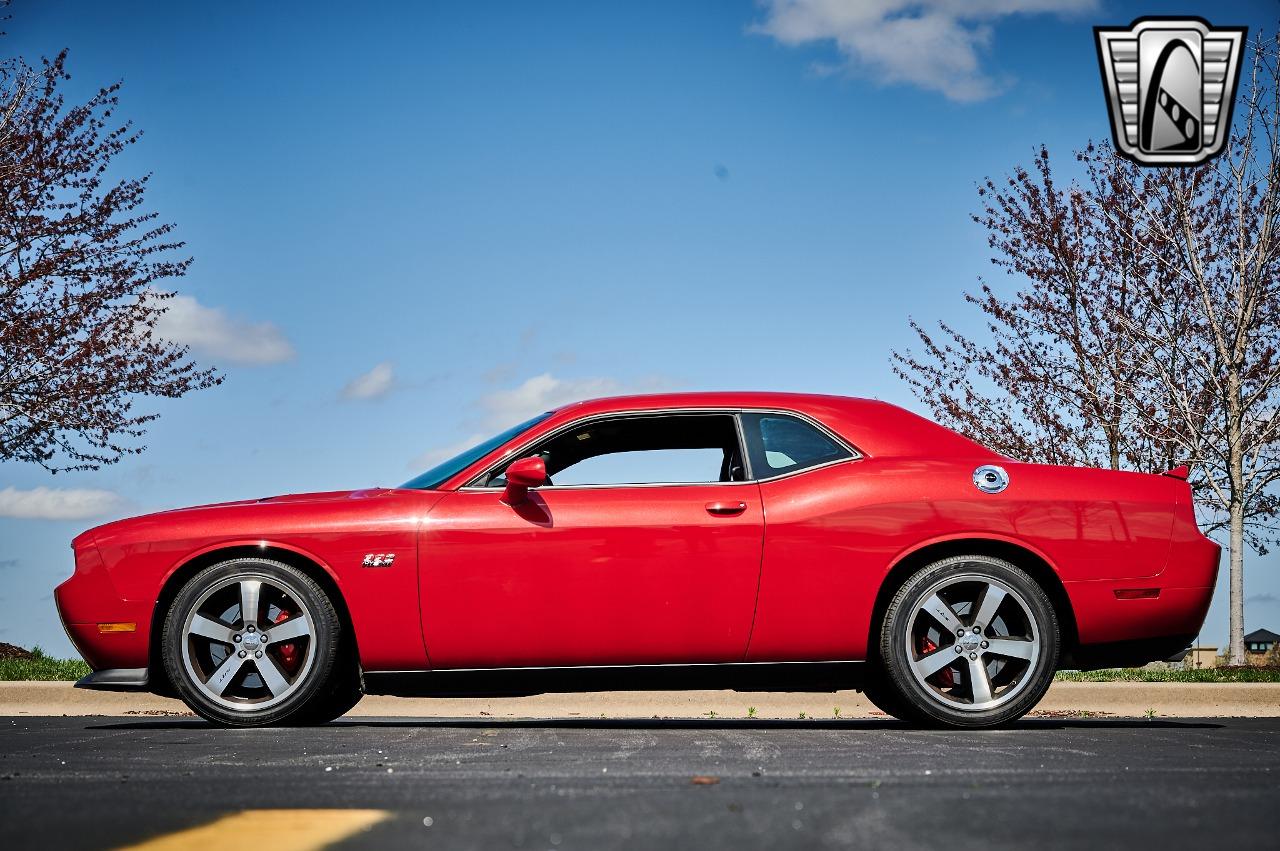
[273,609,301,671]
[921,637,955,687]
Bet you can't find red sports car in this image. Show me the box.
[56,392,1219,728]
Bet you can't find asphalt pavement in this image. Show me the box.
[1,715,1275,850]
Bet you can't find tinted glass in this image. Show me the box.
[400,412,552,490]
[741,413,851,478]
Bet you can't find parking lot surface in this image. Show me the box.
[1,716,1275,849]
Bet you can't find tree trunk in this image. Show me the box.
[1229,500,1245,665]
[1227,361,1246,665]
[1225,346,1246,665]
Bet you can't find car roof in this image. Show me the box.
[544,392,998,460]
[553,391,876,415]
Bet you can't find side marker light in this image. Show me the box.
[1113,589,1160,600]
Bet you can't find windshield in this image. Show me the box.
[400,412,552,490]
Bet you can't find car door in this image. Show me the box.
[418,412,764,669]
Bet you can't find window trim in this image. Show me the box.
[460,407,860,491]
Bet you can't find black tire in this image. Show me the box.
[877,555,1059,729]
[857,665,916,722]
[294,648,364,724]
[161,558,341,727]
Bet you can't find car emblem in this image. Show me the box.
[973,465,1010,494]
[362,553,396,567]
[1094,17,1246,165]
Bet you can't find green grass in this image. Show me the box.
[1055,666,1280,683]
[0,647,91,681]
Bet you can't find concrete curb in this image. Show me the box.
[2,680,1277,719]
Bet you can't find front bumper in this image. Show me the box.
[75,668,150,691]
[56,539,151,672]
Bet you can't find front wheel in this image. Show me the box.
[877,555,1059,728]
[295,650,364,724]
[161,558,341,727]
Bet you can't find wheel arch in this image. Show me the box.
[148,544,359,697]
[868,537,1078,663]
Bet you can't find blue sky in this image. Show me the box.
[4,0,1278,656]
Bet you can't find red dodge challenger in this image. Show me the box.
[56,392,1219,728]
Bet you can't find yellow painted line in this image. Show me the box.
[115,809,392,851]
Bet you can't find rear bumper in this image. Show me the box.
[75,668,150,691]
[1065,634,1198,671]
[1066,532,1218,652]
[1067,583,1215,646]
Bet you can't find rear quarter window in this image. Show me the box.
[741,413,852,478]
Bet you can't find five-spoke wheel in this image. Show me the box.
[876,555,1058,727]
[181,575,318,711]
[163,558,349,726]
[907,574,1040,711]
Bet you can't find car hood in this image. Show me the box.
[160,487,393,512]
[73,488,395,548]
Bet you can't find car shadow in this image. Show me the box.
[86,716,1227,732]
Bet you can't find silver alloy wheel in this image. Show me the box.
[180,573,318,712]
[905,571,1041,712]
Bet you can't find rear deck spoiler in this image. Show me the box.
[1162,465,1190,480]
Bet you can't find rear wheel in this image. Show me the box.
[162,558,340,727]
[877,555,1059,728]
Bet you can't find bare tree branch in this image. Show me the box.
[0,48,221,473]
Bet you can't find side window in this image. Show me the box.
[554,448,725,486]
[740,413,852,478]
[483,413,746,487]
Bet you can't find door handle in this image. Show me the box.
[705,501,748,516]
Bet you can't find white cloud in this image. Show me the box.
[341,362,395,400]
[479,373,627,431]
[752,0,1095,102]
[0,486,127,520]
[153,292,295,365]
